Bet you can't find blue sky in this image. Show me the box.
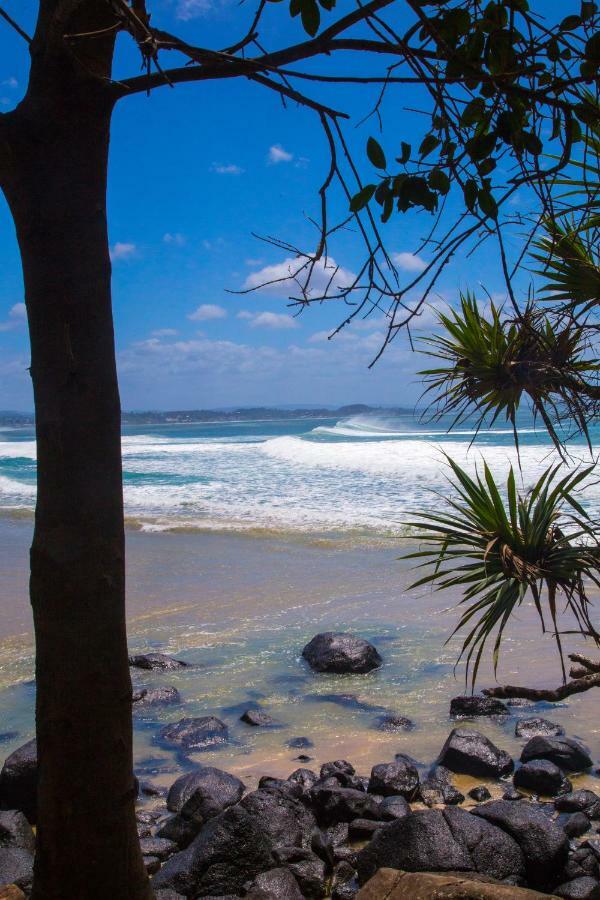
[0,0,530,411]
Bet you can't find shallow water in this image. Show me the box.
[1,517,598,792]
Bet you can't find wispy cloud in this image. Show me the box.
[188,303,227,322]
[1,77,18,88]
[210,163,244,176]
[243,256,356,298]
[0,302,27,333]
[267,144,293,165]
[176,0,212,18]
[110,242,136,261]
[392,251,427,273]
[163,232,186,246]
[237,311,299,330]
[151,328,179,337]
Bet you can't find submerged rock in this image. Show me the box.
[521,737,592,772]
[436,729,514,779]
[159,717,228,752]
[241,710,275,727]
[468,786,492,803]
[129,653,187,670]
[133,686,181,706]
[450,696,509,718]
[373,714,415,732]
[287,737,314,750]
[515,718,565,739]
[0,740,37,824]
[420,766,464,807]
[302,633,382,674]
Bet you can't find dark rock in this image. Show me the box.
[503,787,524,801]
[583,839,600,861]
[309,783,381,825]
[334,847,358,868]
[0,848,33,893]
[469,786,492,803]
[246,867,304,900]
[555,877,600,899]
[287,769,318,792]
[348,819,385,839]
[138,779,166,798]
[0,734,19,745]
[521,737,592,772]
[311,830,335,869]
[557,792,600,814]
[302,633,382,674]
[143,855,161,875]
[258,779,304,801]
[323,823,349,847]
[241,788,316,850]
[472,799,569,889]
[0,811,35,854]
[152,804,275,896]
[356,806,525,886]
[374,714,414,732]
[450,696,509,718]
[320,761,355,780]
[139,836,178,860]
[133,686,181,706]
[273,847,326,899]
[514,760,572,796]
[159,717,228,752]
[287,737,313,750]
[129,653,187,670]
[379,795,410,821]
[332,861,358,900]
[420,767,464,807]
[241,710,275,727]
[167,766,244,815]
[368,759,419,800]
[0,740,37,824]
[154,891,186,900]
[515,718,565,739]
[564,813,591,838]
[436,729,514,779]
[296,755,313,763]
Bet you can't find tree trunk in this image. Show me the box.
[0,6,151,898]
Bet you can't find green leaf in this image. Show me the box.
[399,142,411,165]
[560,14,582,30]
[461,98,486,128]
[300,0,320,36]
[367,136,386,170]
[419,134,441,159]
[349,184,375,212]
[429,168,451,195]
[463,179,478,211]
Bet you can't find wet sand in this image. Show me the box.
[1,515,599,792]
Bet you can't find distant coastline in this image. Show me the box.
[0,404,413,427]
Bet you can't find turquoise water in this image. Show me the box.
[1,412,597,534]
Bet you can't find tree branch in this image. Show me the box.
[484,673,600,702]
[0,4,32,43]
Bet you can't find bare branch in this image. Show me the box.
[484,673,600,702]
[0,4,32,43]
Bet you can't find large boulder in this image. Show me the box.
[0,848,33,894]
[521,737,592,772]
[368,760,419,800]
[166,767,244,815]
[357,807,524,886]
[554,878,600,899]
[555,791,600,815]
[302,634,382,674]
[246,867,304,900]
[436,729,513,779]
[152,804,275,896]
[472,799,569,889]
[450,696,509,718]
[159,717,228,752]
[129,653,187,670]
[273,847,327,899]
[0,741,37,824]
[420,767,464,807]
[309,783,381,825]
[514,760,571,797]
[0,812,35,854]
[356,868,559,899]
[241,788,317,850]
[515,719,565,739]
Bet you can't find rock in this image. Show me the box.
[521,737,592,772]
[436,729,514,779]
[0,848,33,893]
[288,769,319,792]
[472,799,569,889]
[309,784,381,825]
[356,806,524,886]
[0,812,35,854]
[167,766,244,815]
[355,868,560,899]
[241,710,275,727]
[296,755,313,763]
[420,767,464,807]
[0,740,37,824]
[246,867,304,900]
[138,779,166,798]
[332,860,359,900]
[274,847,326,899]
[159,717,228,752]
[287,737,313,750]
[132,686,181,706]
[139,836,178,860]
[469,786,492,802]
[564,813,591,838]
[152,804,275,896]
[143,855,161,875]
[349,819,385,839]
[302,633,382,674]
[516,718,565,739]
[514,760,572,796]
[321,761,355,780]
[368,760,419,800]
[241,788,316,850]
[555,878,600,899]
[503,787,523,801]
[129,653,187,670]
[0,887,26,900]
[153,891,186,900]
[374,715,414,732]
[258,779,304,801]
[450,696,509,717]
[556,792,600,814]
[379,796,410,821]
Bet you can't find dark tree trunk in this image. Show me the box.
[0,3,151,898]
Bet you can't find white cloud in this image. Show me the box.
[0,302,27,333]
[392,252,427,273]
[210,163,244,176]
[163,233,186,246]
[243,256,356,299]
[176,0,212,18]
[151,328,179,337]
[188,303,227,322]
[267,144,293,165]
[245,258,264,267]
[1,77,18,88]
[110,242,136,261]
[239,311,299,330]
